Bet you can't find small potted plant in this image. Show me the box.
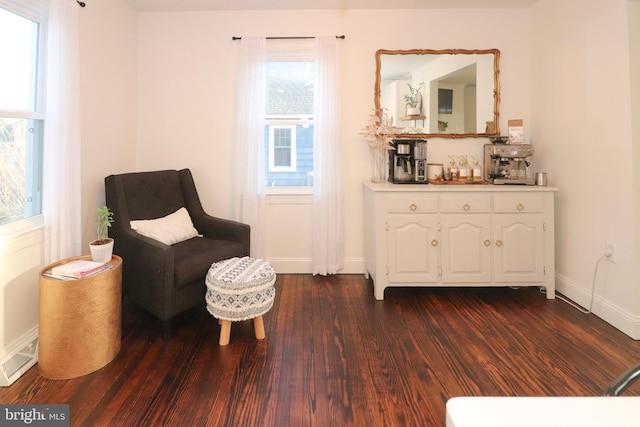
[438,120,449,132]
[404,83,424,116]
[89,205,114,263]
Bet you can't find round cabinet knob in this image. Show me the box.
[516,203,524,211]
[463,203,471,211]
[431,239,438,247]
[484,239,491,247]
[410,203,417,211]
[496,240,503,247]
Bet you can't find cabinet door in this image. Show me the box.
[493,213,544,283]
[387,213,439,283]
[440,214,492,283]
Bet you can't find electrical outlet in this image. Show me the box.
[605,242,616,263]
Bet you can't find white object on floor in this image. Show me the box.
[446,396,640,427]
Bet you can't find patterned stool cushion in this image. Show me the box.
[205,257,276,321]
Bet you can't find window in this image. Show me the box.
[0,2,45,229]
[269,125,296,171]
[264,58,314,188]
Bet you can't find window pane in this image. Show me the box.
[274,148,291,167]
[0,118,43,226]
[266,62,314,116]
[0,7,39,112]
[265,61,314,188]
[274,128,291,145]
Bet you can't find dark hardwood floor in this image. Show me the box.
[2,274,640,426]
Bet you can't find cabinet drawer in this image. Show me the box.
[387,194,438,212]
[440,194,491,213]
[494,193,544,213]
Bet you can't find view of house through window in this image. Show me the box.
[0,4,44,227]
[265,60,314,187]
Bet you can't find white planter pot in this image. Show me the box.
[407,107,420,116]
[90,238,114,263]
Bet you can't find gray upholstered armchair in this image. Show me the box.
[105,169,250,340]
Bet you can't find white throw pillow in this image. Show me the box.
[130,207,199,245]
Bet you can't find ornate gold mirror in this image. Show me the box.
[375,48,501,139]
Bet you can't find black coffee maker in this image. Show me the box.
[388,139,428,184]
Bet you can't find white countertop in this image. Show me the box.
[364,181,559,192]
[446,396,639,427]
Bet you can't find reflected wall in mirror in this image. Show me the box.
[375,49,501,139]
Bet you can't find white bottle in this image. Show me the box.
[459,155,472,182]
[472,155,482,182]
[448,156,458,181]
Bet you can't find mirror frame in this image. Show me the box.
[374,48,501,139]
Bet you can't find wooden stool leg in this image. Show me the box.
[253,316,265,340]
[219,320,231,346]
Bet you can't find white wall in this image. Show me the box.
[0,229,42,364]
[530,0,639,337]
[630,0,640,337]
[135,8,530,273]
[79,0,138,248]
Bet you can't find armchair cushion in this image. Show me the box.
[130,207,199,246]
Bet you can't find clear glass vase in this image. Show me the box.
[371,147,387,183]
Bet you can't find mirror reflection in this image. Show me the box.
[375,49,501,139]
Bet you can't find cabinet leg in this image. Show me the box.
[374,285,385,300]
[545,286,556,299]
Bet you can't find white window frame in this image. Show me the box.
[0,0,47,237]
[268,123,296,172]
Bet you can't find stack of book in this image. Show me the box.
[44,260,112,280]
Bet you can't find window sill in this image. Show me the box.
[0,216,44,255]
[265,187,313,205]
[265,187,312,196]
[0,215,44,241]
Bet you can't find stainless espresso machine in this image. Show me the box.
[483,143,535,185]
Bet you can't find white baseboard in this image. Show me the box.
[555,273,640,340]
[266,257,365,275]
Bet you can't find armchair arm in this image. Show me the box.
[179,169,250,255]
[194,215,250,256]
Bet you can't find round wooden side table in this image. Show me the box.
[38,255,122,380]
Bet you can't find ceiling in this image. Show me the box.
[123,0,542,12]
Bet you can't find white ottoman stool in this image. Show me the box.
[205,257,276,346]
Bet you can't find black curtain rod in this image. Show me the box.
[77,1,86,6]
[232,35,345,41]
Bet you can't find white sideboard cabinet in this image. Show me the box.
[363,182,557,300]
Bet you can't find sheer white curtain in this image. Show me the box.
[42,0,82,264]
[234,37,267,258]
[312,37,344,275]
